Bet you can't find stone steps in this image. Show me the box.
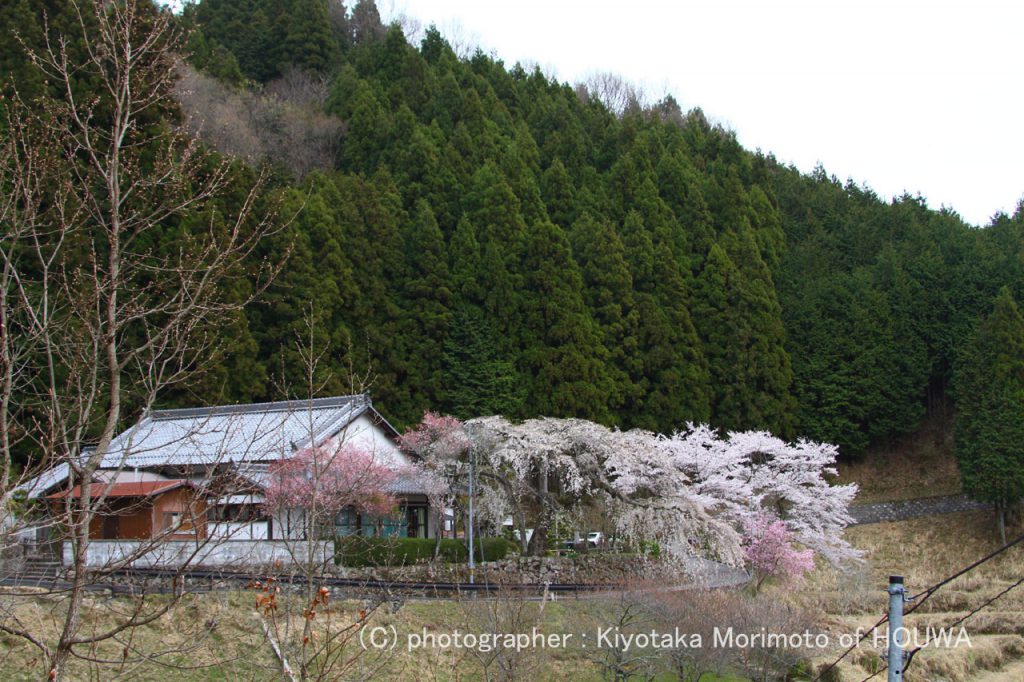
[11,555,63,581]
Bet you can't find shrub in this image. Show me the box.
[335,536,517,567]
[476,537,515,562]
[640,540,661,557]
[335,536,463,567]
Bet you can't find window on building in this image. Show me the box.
[407,506,427,538]
[163,512,182,531]
[334,507,360,536]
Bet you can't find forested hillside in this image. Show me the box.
[4,0,1022,457]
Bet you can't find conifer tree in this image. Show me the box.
[449,215,484,303]
[519,220,613,422]
[463,163,527,332]
[183,29,245,85]
[479,238,519,334]
[620,211,711,431]
[194,0,276,81]
[282,0,338,73]
[443,215,522,418]
[502,123,547,224]
[339,81,390,172]
[954,288,1024,542]
[786,270,909,453]
[442,304,522,419]
[541,158,578,228]
[149,3,1024,459]
[349,0,385,45]
[326,171,406,418]
[656,151,715,259]
[649,242,712,424]
[463,162,527,248]
[693,233,793,434]
[251,183,355,398]
[571,213,638,419]
[0,0,46,98]
[396,200,452,419]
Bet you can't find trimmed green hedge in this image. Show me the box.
[475,537,515,562]
[335,536,516,567]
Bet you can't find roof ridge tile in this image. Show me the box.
[149,394,368,421]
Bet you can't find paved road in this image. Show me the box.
[679,554,751,589]
[849,494,990,526]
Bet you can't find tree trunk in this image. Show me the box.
[432,507,444,560]
[50,504,93,678]
[526,467,549,556]
[515,506,529,555]
[476,518,486,564]
[527,524,548,556]
[997,503,1007,546]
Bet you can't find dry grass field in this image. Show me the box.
[0,585,754,681]
[803,509,1024,681]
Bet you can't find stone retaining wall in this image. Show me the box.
[849,494,990,525]
[336,553,670,585]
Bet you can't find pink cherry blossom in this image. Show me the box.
[263,439,398,520]
[742,512,817,590]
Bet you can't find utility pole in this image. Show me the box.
[468,443,475,585]
[888,575,907,682]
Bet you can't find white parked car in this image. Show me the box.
[587,531,605,547]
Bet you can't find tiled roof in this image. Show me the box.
[386,473,431,496]
[18,447,99,499]
[49,479,189,499]
[22,394,417,499]
[20,462,71,500]
[96,395,371,469]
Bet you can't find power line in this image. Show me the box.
[902,572,1024,674]
[905,531,1024,615]
[813,531,1024,682]
[855,573,1024,681]
[810,612,889,682]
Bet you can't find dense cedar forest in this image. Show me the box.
[3,0,1023,458]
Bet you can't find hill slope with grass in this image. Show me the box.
[808,440,1024,681]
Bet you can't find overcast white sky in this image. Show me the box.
[384,0,1022,227]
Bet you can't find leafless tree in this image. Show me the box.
[391,10,425,45]
[584,590,663,682]
[432,18,480,60]
[576,72,648,117]
[456,582,549,682]
[646,588,745,682]
[174,64,265,163]
[648,587,819,682]
[726,595,819,682]
[265,67,333,109]
[0,91,59,570]
[0,1,283,677]
[175,63,345,180]
[253,310,397,681]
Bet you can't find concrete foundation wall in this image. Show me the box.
[64,539,332,569]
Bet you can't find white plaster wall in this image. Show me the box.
[335,414,409,469]
[271,508,307,540]
[209,521,269,540]
[64,539,332,569]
